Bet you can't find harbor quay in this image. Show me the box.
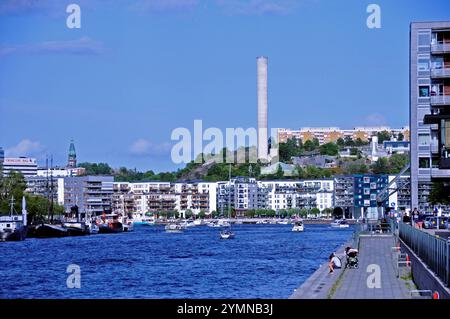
[291,218,450,299]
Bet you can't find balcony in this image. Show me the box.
[431,67,450,78]
[431,43,450,54]
[431,167,450,178]
[430,95,450,106]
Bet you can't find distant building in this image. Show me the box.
[334,174,388,219]
[277,126,410,145]
[3,157,38,177]
[37,167,85,177]
[63,176,114,215]
[260,162,296,176]
[353,174,388,219]
[25,176,64,205]
[217,177,259,215]
[0,147,4,165]
[67,139,77,168]
[388,175,411,213]
[383,141,410,154]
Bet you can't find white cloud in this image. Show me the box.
[129,139,172,156]
[131,0,200,12]
[215,0,297,15]
[5,139,45,158]
[0,37,105,58]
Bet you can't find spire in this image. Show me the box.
[68,139,77,168]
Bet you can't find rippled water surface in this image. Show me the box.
[0,224,353,298]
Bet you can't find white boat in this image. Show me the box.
[220,165,235,240]
[217,219,230,227]
[220,228,235,239]
[291,220,304,232]
[207,221,222,228]
[0,196,28,242]
[330,220,350,228]
[193,219,205,226]
[165,223,183,232]
[278,220,289,225]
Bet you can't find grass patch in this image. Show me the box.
[327,269,346,299]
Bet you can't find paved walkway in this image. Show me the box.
[332,235,411,299]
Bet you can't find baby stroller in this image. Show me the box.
[345,247,359,269]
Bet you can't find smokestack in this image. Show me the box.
[257,56,268,161]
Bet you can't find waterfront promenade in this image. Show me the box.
[291,232,413,299]
[331,235,411,299]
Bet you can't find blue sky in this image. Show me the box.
[1,0,450,172]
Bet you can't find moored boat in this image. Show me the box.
[165,223,183,233]
[330,219,350,228]
[0,197,28,242]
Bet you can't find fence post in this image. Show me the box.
[447,239,450,287]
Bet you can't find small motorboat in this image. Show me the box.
[330,220,350,228]
[291,220,304,232]
[278,220,289,225]
[165,223,183,233]
[220,228,235,239]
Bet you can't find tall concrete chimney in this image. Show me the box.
[257,56,268,161]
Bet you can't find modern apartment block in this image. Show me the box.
[277,127,410,145]
[217,177,259,215]
[334,175,388,219]
[25,176,64,205]
[410,21,450,211]
[63,176,114,215]
[388,175,411,212]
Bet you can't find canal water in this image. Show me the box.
[0,224,353,298]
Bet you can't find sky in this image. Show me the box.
[1,0,450,172]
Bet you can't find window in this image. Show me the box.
[364,188,370,195]
[418,134,430,146]
[370,182,377,190]
[418,58,429,71]
[364,200,370,207]
[419,157,430,169]
[363,177,370,184]
[419,86,430,97]
[418,32,430,46]
[370,194,377,201]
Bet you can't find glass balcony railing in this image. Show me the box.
[430,68,450,78]
[430,95,450,105]
[431,42,450,53]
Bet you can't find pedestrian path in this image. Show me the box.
[332,235,411,299]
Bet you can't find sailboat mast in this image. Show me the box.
[50,155,54,223]
[46,156,49,222]
[228,164,231,219]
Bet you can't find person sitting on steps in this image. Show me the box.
[329,252,342,273]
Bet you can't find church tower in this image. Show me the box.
[68,139,77,168]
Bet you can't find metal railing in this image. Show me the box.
[399,222,450,287]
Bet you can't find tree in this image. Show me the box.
[336,138,345,148]
[245,209,256,218]
[184,209,193,219]
[397,132,404,141]
[371,157,389,174]
[388,153,409,174]
[319,143,339,156]
[344,136,355,147]
[275,164,284,179]
[377,131,391,144]
[323,208,333,218]
[0,170,26,214]
[299,208,308,218]
[279,138,302,162]
[198,210,206,218]
[429,182,450,205]
[310,208,320,217]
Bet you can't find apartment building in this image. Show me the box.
[258,179,334,211]
[25,176,64,205]
[217,177,259,215]
[410,21,450,211]
[63,176,114,215]
[388,175,411,213]
[277,127,410,145]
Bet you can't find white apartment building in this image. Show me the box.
[258,179,334,211]
[3,157,38,177]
